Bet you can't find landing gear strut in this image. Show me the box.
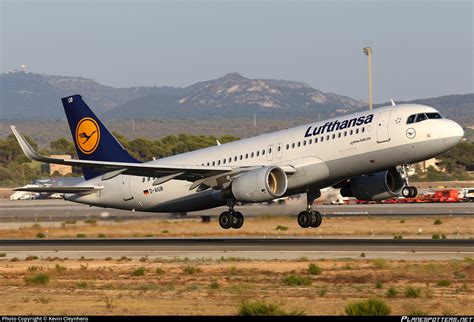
[399,165,418,198]
[297,189,322,228]
[219,201,244,229]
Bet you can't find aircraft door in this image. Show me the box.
[267,144,274,161]
[376,110,391,143]
[121,175,134,201]
[276,142,283,159]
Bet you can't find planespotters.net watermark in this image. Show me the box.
[402,317,474,322]
[2,317,88,322]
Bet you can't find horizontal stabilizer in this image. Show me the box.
[14,186,103,194]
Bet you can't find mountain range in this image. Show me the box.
[0,70,472,125]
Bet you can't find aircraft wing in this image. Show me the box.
[14,186,103,194]
[11,126,295,187]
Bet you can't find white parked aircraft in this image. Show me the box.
[12,95,464,229]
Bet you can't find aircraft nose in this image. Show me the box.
[451,121,464,141]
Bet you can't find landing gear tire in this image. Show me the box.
[409,186,418,198]
[219,211,233,229]
[231,211,244,229]
[297,211,311,228]
[310,211,323,228]
[402,186,418,198]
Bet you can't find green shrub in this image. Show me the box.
[85,218,97,224]
[375,281,383,289]
[27,266,41,272]
[0,253,6,257]
[24,273,50,285]
[404,286,421,298]
[345,299,391,316]
[209,281,220,289]
[317,288,327,297]
[54,264,67,272]
[76,233,87,238]
[434,219,442,225]
[155,267,165,275]
[25,255,38,260]
[275,225,288,232]
[386,287,398,298]
[182,265,201,275]
[131,267,146,276]
[282,275,312,286]
[98,233,106,238]
[36,232,46,238]
[432,234,440,240]
[372,259,388,269]
[436,279,451,287]
[76,281,87,288]
[308,263,322,275]
[238,301,305,316]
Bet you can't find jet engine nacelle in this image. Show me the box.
[340,169,404,201]
[230,166,288,203]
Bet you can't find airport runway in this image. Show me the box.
[0,199,473,222]
[1,238,472,260]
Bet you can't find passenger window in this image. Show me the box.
[344,131,347,137]
[356,128,359,134]
[309,139,312,144]
[315,138,318,143]
[251,152,254,158]
[212,161,215,166]
[234,156,237,161]
[262,150,265,155]
[218,160,221,165]
[321,136,324,142]
[406,114,416,124]
[257,151,260,156]
[332,134,335,139]
[303,141,306,146]
[286,144,289,150]
[239,155,243,160]
[297,142,301,147]
[223,159,226,164]
[277,146,281,152]
[207,162,210,166]
[415,113,427,123]
[269,148,272,153]
[326,135,330,140]
[350,130,353,135]
[292,143,295,148]
[338,132,341,138]
[228,157,231,163]
[142,177,145,183]
[245,153,248,159]
[362,127,365,133]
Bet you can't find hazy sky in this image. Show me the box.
[1,0,472,103]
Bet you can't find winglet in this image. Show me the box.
[10,125,44,162]
[390,99,396,106]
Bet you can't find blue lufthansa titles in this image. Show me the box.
[304,114,374,138]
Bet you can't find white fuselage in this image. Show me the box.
[66,104,464,212]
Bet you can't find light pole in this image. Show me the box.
[363,47,373,110]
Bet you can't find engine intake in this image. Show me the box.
[340,168,404,201]
[229,166,288,203]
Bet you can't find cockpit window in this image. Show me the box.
[415,113,427,123]
[407,114,416,124]
[426,112,442,119]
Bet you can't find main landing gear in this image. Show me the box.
[219,201,244,229]
[297,189,322,228]
[399,164,418,198]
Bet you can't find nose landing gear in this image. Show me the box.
[399,165,418,198]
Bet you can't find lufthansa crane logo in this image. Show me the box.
[76,118,100,154]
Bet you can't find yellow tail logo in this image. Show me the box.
[75,118,100,154]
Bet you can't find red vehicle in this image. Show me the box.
[431,189,461,203]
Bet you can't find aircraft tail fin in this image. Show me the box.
[61,94,140,179]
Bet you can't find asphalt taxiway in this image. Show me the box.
[0,238,472,260]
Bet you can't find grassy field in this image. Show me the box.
[0,215,472,239]
[0,257,472,315]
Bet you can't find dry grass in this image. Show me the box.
[0,216,472,239]
[0,257,472,315]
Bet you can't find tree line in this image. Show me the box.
[0,133,472,182]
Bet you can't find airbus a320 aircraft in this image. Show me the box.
[12,95,464,229]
